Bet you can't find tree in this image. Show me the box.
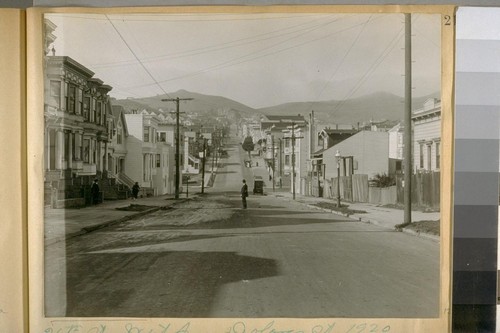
[242,136,254,159]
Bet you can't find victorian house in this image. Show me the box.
[44,55,113,207]
[109,105,129,177]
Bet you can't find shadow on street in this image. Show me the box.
[65,251,279,317]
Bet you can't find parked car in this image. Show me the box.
[253,176,264,194]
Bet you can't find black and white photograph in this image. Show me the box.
[42,9,443,319]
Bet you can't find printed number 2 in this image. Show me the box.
[444,15,452,26]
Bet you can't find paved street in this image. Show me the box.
[45,137,439,318]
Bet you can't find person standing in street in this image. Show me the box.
[91,179,100,205]
[241,179,248,209]
[132,182,140,200]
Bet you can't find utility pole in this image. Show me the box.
[214,127,219,167]
[272,135,275,192]
[290,122,303,200]
[279,138,283,188]
[211,138,215,174]
[162,97,193,199]
[201,138,207,194]
[404,13,412,225]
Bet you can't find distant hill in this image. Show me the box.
[113,90,256,115]
[112,90,440,126]
[258,92,441,125]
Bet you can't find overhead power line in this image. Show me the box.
[91,14,340,69]
[332,23,405,114]
[125,15,388,91]
[299,14,374,117]
[105,14,171,98]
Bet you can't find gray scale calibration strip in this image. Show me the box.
[454,7,500,333]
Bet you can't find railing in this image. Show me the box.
[116,172,135,188]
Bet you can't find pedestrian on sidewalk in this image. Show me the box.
[91,179,100,205]
[132,182,140,200]
[241,179,248,209]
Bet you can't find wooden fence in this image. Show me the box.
[309,171,439,209]
[396,172,440,209]
[325,174,369,202]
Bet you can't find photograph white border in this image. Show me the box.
[27,5,455,332]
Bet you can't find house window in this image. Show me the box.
[91,99,96,122]
[49,130,56,170]
[156,154,161,168]
[76,133,83,161]
[83,139,90,163]
[435,142,440,169]
[419,143,424,169]
[49,80,61,109]
[66,84,77,113]
[77,89,83,115]
[144,126,150,142]
[63,131,70,161]
[71,133,76,161]
[91,140,96,164]
[285,154,290,166]
[427,144,432,170]
[96,102,102,125]
[159,132,166,142]
[82,96,90,121]
[117,125,122,144]
[285,138,290,148]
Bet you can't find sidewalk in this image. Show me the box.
[45,157,218,246]
[44,194,195,246]
[249,151,440,241]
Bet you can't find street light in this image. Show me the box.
[335,150,341,208]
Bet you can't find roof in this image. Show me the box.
[312,148,328,156]
[111,105,129,135]
[261,122,290,131]
[47,56,95,78]
[321,128,359,135]
[265,115,307,122]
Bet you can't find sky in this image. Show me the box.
[47,11,441,109]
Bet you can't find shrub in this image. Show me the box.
[369,173,395,188]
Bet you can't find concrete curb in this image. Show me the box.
[81,206,164,233]
[275,195,440,242]
[398,228,440,242]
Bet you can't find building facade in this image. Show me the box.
[412,98,441,173]
[124,113,175,196]
[282,123,309,195]
[109,105,129,177]
[44,56,113,207]
[323,131,390,180]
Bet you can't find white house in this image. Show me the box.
[412,98,441,173]
[109,105,129,177]
[282,123,309,195]
[124,113,176,196]
[323,131,389,180]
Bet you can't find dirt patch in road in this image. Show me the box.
[115,204,156,212]
[311,202,367,215]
